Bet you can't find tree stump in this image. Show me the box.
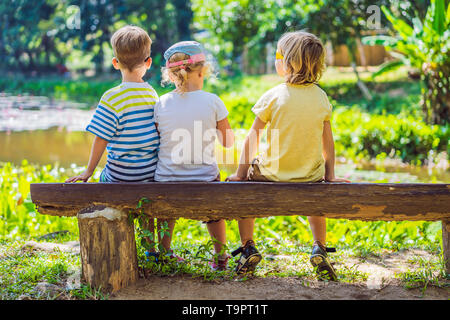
[77,205,138,293]
[443,220,450,275]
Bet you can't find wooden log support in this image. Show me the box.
[77,205,138,293]
[443,220,450,275]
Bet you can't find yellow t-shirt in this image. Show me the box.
[251,83,332,182]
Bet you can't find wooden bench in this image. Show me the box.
[30,182,450,293]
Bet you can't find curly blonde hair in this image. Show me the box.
[161,52,212,93]
[277,31,325,85]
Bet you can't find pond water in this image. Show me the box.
[0,94,448,183]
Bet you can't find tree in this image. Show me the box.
[0,0,60,72]
[363,0,449,124]
[0,0,194,76]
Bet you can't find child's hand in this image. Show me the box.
[225,174,247,182]
[325,176,351,183]
[65,170,93,183]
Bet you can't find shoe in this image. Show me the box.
[210,255,230,271]
[310,244,338,281]
[231,240,262,275]
[144,251,160,263]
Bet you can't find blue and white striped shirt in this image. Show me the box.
[86,82,159,182]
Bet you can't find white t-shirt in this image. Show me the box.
[154,90,229,181]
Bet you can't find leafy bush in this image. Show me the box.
[0,161,83,240]
[333,107,449,164]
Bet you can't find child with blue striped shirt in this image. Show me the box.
[66,25,177,260]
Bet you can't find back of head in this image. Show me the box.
[111,25,151,72]
[278,31,325,85]
[161,41,211,93]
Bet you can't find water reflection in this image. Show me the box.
[0,94,91,132]
[0,128,106,167]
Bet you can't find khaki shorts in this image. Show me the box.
[247,158,325,183]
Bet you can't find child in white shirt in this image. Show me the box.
[155,41,234,270]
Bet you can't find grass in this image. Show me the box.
[396,254,449,297]
[0,237,108,300]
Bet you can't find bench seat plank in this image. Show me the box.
[30,182,450,221]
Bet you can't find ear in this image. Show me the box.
[275,59,285,76]
[146,57,152,69]
[198,66,205,78]
[112,57,120,70]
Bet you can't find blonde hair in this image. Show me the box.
[277,31,325,85]
[161,52,212,93]
[110,25,151,72]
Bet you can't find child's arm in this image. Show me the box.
[216,117,234,148]
[322,121,350,183]
[65,136,108,183]
[227,116,266,181]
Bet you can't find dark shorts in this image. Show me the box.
[99,169,155,182]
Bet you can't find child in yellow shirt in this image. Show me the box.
[227,31,350,280]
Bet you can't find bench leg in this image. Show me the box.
[443,220,450,275]
[77,205,138,293]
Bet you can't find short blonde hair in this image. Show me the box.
[277,31,325,85]
[111,25,151,71]
[161,52,212,93]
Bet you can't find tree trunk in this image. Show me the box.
[443,220,450,275]
[422,64,450,125]
[347,38,372,101]
[77,205,138,293]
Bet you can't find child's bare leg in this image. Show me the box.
[238,218,255,246]
[206,219,227,257]
[307,216,326,247]
[157,219,176,252]
[142,217,157,252]
[308,216,337,281]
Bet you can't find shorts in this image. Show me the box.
[99,169,155,182]
[99,170,109,182]
[247,158,325,183]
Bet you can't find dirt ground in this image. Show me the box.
[110,275,448,300]
[111,249,449,300]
